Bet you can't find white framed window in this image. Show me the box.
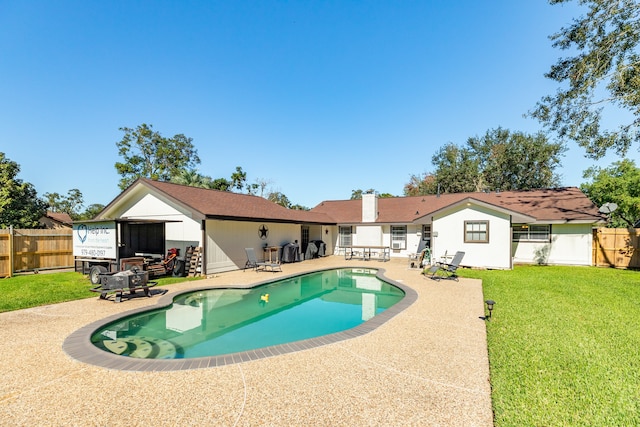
[391,225,407,249]
[513,224,551,242]
[464,221,489,243]
[339,226,352,247]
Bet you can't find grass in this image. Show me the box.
[0,271,202,313]
[460,265,640,427]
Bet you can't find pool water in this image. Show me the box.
[90,268,405,359]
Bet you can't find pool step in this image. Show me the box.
[101,336,177,359]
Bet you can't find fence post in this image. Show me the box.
[9,225,14,278]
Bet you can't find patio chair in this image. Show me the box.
[244,248,282,272]
[425,251,465,281]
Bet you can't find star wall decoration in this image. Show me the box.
[258,224,269,240]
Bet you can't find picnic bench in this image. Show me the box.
[90,268,158,302]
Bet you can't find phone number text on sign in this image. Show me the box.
[80,249,107,257]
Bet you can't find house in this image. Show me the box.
[87,178,604,274]
[40,211,73,229]
[310,188,606,269]
[90,178,334,274]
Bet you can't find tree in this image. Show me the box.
[230,166,247,192]
[209,178,232,191]
[350,189,394,199]
[171,166,252,193]
[115,123,200,190]
[350,189,376,200]
[43,189,84,220]
[430,143,482,193]
[581,159,640,227]
[268,191,291,208]
[404,173,438,196]
[289,203,310,211]
[0,152,48,228]
[170,169,209,188]
[78,204,105,220]
[250,178,273,197]
[406,128,564,195]
[467,128,564,191]
[530,0,640,159]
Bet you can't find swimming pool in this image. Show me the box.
[89,268,405,360]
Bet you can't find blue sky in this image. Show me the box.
[1,1,636,209]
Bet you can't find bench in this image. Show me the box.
[90,269,158,302]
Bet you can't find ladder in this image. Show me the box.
[186,246,202,277]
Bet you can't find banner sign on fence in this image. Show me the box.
[73,221,117,259]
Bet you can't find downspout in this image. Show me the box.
[201,219,206,276]
[509,215,513,270]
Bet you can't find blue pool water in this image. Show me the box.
[90,268,405,359]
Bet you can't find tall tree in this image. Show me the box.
[0,152,48,228]
[407,129,564,195]
[430,143,482,193]
[467,128,564,191]
[43,188,84,220]
[530,0,640,159]
[230,166,247,192]
[581,159,640,227]
[115,123,200,190]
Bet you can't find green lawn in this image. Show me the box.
[0,272,202,313]
[460,266,640,427]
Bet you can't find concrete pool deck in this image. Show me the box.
[0,256,493,426]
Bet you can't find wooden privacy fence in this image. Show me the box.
[0,228,73,278]
[593,228,640,269]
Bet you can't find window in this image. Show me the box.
[391,225,407,249]
[512,224,551,242]
[301,226,309,250]
[339,226,352,247]
[464,221,489,243]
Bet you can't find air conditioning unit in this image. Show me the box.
[391,241,403,249]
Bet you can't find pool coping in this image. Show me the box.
[63,267,418,371]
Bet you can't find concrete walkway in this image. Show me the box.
[0,256,493,426]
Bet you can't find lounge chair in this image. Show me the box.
[244,248,282,272]
[426,251,465,281]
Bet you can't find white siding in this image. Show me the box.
[406,225,425,255]
[432,204,512,269]
[512,223,593,266]
[113,192,203,251]
[205,220,301,273]
[354,225,382,246]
